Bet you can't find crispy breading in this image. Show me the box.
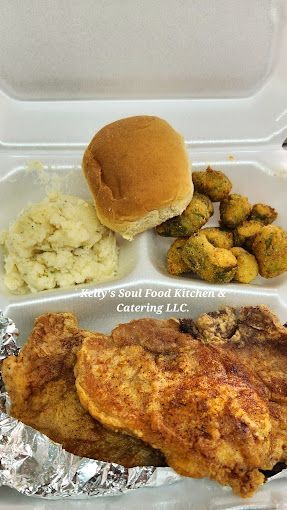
[233,220,263,250]
[156,192,214,237]
[75,308,287,498]
[199,227,234,249]
[199,306,287,471]
[2,313,165,467]
[252,225,287,278]
[192,167,232,202]
[231,247,258,284]
[220,194,252,229]
[250,203,278,225]
[182,233,237,283]
[167,238,190,275]
[219,306,287,403]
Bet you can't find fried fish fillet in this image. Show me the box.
[75,307,287,497]
[2,313,165,467]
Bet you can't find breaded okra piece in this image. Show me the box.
[249,203,278,225]
[231,247,258,284]
[167,238,190,275]
[199,227,234,249]
[233,220,263,250]
[156,192,213,237]
[182,234,237,283]
[220,194,252,229]
[252,225,287,278]
[192,167,232,202]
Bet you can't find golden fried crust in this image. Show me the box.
[230,247,258,284]
[156,192,213,238]
[75,311,287,498]
[222,306,287,400]
[182,234,237,283]
[192,167,232,202]
[220,194,252,229]
[252,225,287,278]
[200,227,234,249]
[2,313,165,467]
[250,203,278,225]
[167,238,190,275]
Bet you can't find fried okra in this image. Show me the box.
[249,203,278,225]
[252,225,287,278]
[233,220,263,250]
[199,227,234,249]
[220,194,252,229]
[231,247,258,284]
[182,234,237,283]
[192,167,232,202]
[167,238,189,275]
[156,192,214,237]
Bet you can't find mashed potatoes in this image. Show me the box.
[0,193,118,294]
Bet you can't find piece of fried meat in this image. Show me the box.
[2,313,165,467]
[75,308,287,497]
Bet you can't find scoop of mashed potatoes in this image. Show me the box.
[0,193,118,294]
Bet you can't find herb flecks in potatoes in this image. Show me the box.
[220,194,252,229]
[233,220,264,250]
[156,192,213,237]
[192,167,232,202]
[199,227,234,249]
[182,234,237,283]
[249,203,278,225]
[167,238,189,275]
[231,247,258,284]
[252,225,287,278]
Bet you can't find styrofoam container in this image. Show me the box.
[1,1,287,508]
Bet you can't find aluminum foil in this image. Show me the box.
[0,311,19,412]
[0,311,180,499]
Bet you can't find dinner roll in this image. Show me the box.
[82,115,193,240]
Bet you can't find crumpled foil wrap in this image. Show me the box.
[0,311,180,499]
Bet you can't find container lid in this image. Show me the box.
[0,0,287,147]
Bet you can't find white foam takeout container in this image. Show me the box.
[1,1,287,508]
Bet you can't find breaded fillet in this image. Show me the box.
[75,308,287,497]
[2,313,165,467]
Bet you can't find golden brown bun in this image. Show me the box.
[82,116,193,240]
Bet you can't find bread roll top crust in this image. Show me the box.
[83,116,192,224]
